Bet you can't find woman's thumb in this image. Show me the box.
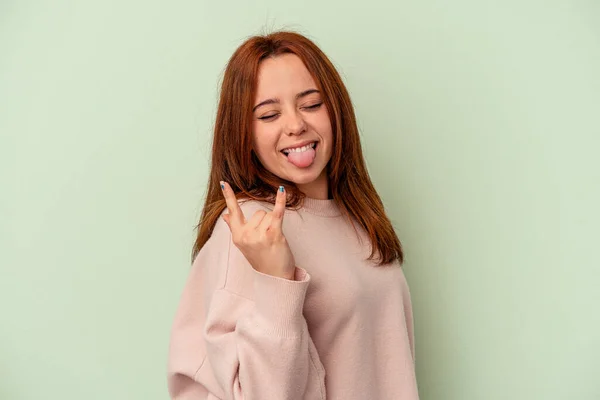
[222,213,231,227]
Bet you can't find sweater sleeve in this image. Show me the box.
[167,221,327,400]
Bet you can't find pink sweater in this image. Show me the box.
[167,197,419,399]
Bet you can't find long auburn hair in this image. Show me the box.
[192,31,403,267]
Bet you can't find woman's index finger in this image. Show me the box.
[220,181,244,226]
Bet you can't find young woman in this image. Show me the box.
[167,31,419,399]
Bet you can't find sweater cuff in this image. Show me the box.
[252,266,310,337]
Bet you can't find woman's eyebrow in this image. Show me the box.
[253,88,320,112]
[296,88,320,99]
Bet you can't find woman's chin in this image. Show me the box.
[283,167,327,186]
[287,175,318,185]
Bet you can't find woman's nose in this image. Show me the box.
[284,110,307,136]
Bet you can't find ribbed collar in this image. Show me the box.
[300,197,342,217]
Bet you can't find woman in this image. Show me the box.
[167,31,419,399]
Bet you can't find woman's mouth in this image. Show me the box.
[281,141,318,157]
[280,141,318,168]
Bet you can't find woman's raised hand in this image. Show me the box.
[220,182,296,280]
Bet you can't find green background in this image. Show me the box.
[2,1,599,399]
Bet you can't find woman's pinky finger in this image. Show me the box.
[272,185,287,224]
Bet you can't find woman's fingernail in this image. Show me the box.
[279,186,284,192]
[220,182,225,190]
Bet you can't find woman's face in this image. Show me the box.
[251,53,333,199]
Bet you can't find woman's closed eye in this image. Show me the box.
[303,102,323,110]
[258,113,279,121]
[257,103,323,121]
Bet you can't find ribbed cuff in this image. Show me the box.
[252,266,311,337]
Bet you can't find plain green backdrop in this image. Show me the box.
[1,0,599,399]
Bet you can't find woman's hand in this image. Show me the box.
[220,182,296,280]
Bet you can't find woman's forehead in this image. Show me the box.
[255,54,317,97]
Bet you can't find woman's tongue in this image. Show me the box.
[286,147,316,168]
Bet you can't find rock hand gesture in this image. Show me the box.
[220,182,296,281]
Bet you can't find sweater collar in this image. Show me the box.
[301,197,342,217]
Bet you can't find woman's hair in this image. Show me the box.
[192,31,404,266]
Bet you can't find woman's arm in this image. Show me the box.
[167,224,326,400]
